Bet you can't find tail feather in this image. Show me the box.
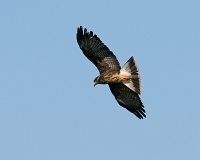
[120,57,142,94]
[121,57,139,73]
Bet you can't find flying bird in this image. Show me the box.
[76,26,146,119]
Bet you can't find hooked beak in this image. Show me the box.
[94,82,97,87]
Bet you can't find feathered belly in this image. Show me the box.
[103,72,131,83]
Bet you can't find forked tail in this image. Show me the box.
[120,57,142,94]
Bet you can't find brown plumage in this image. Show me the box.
[76,26,146,119]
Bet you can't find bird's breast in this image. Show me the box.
[103,72,130,83]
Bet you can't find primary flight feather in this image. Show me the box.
[76,26,146,119]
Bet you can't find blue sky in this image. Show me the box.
[0,1,200,159]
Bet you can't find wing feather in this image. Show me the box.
[109,83,146,119]
[77,26,121,73]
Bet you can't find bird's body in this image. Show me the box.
[76,26,146,119]
[95,71,131,84]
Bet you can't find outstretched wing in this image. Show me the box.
[76,26,121,74]
[109,83,146,119]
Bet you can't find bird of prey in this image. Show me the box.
[76,26,146,119]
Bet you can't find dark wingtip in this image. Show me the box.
[127,105,146,119]
[76,26,94,47]
[76,26,82,46]
[138,105,146,119]
[77,26,83,35]
[77,26,86,47]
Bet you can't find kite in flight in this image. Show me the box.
[76,26,146,119]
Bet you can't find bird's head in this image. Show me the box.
[94,76,100,87]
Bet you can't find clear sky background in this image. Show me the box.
[0,1,200,160]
